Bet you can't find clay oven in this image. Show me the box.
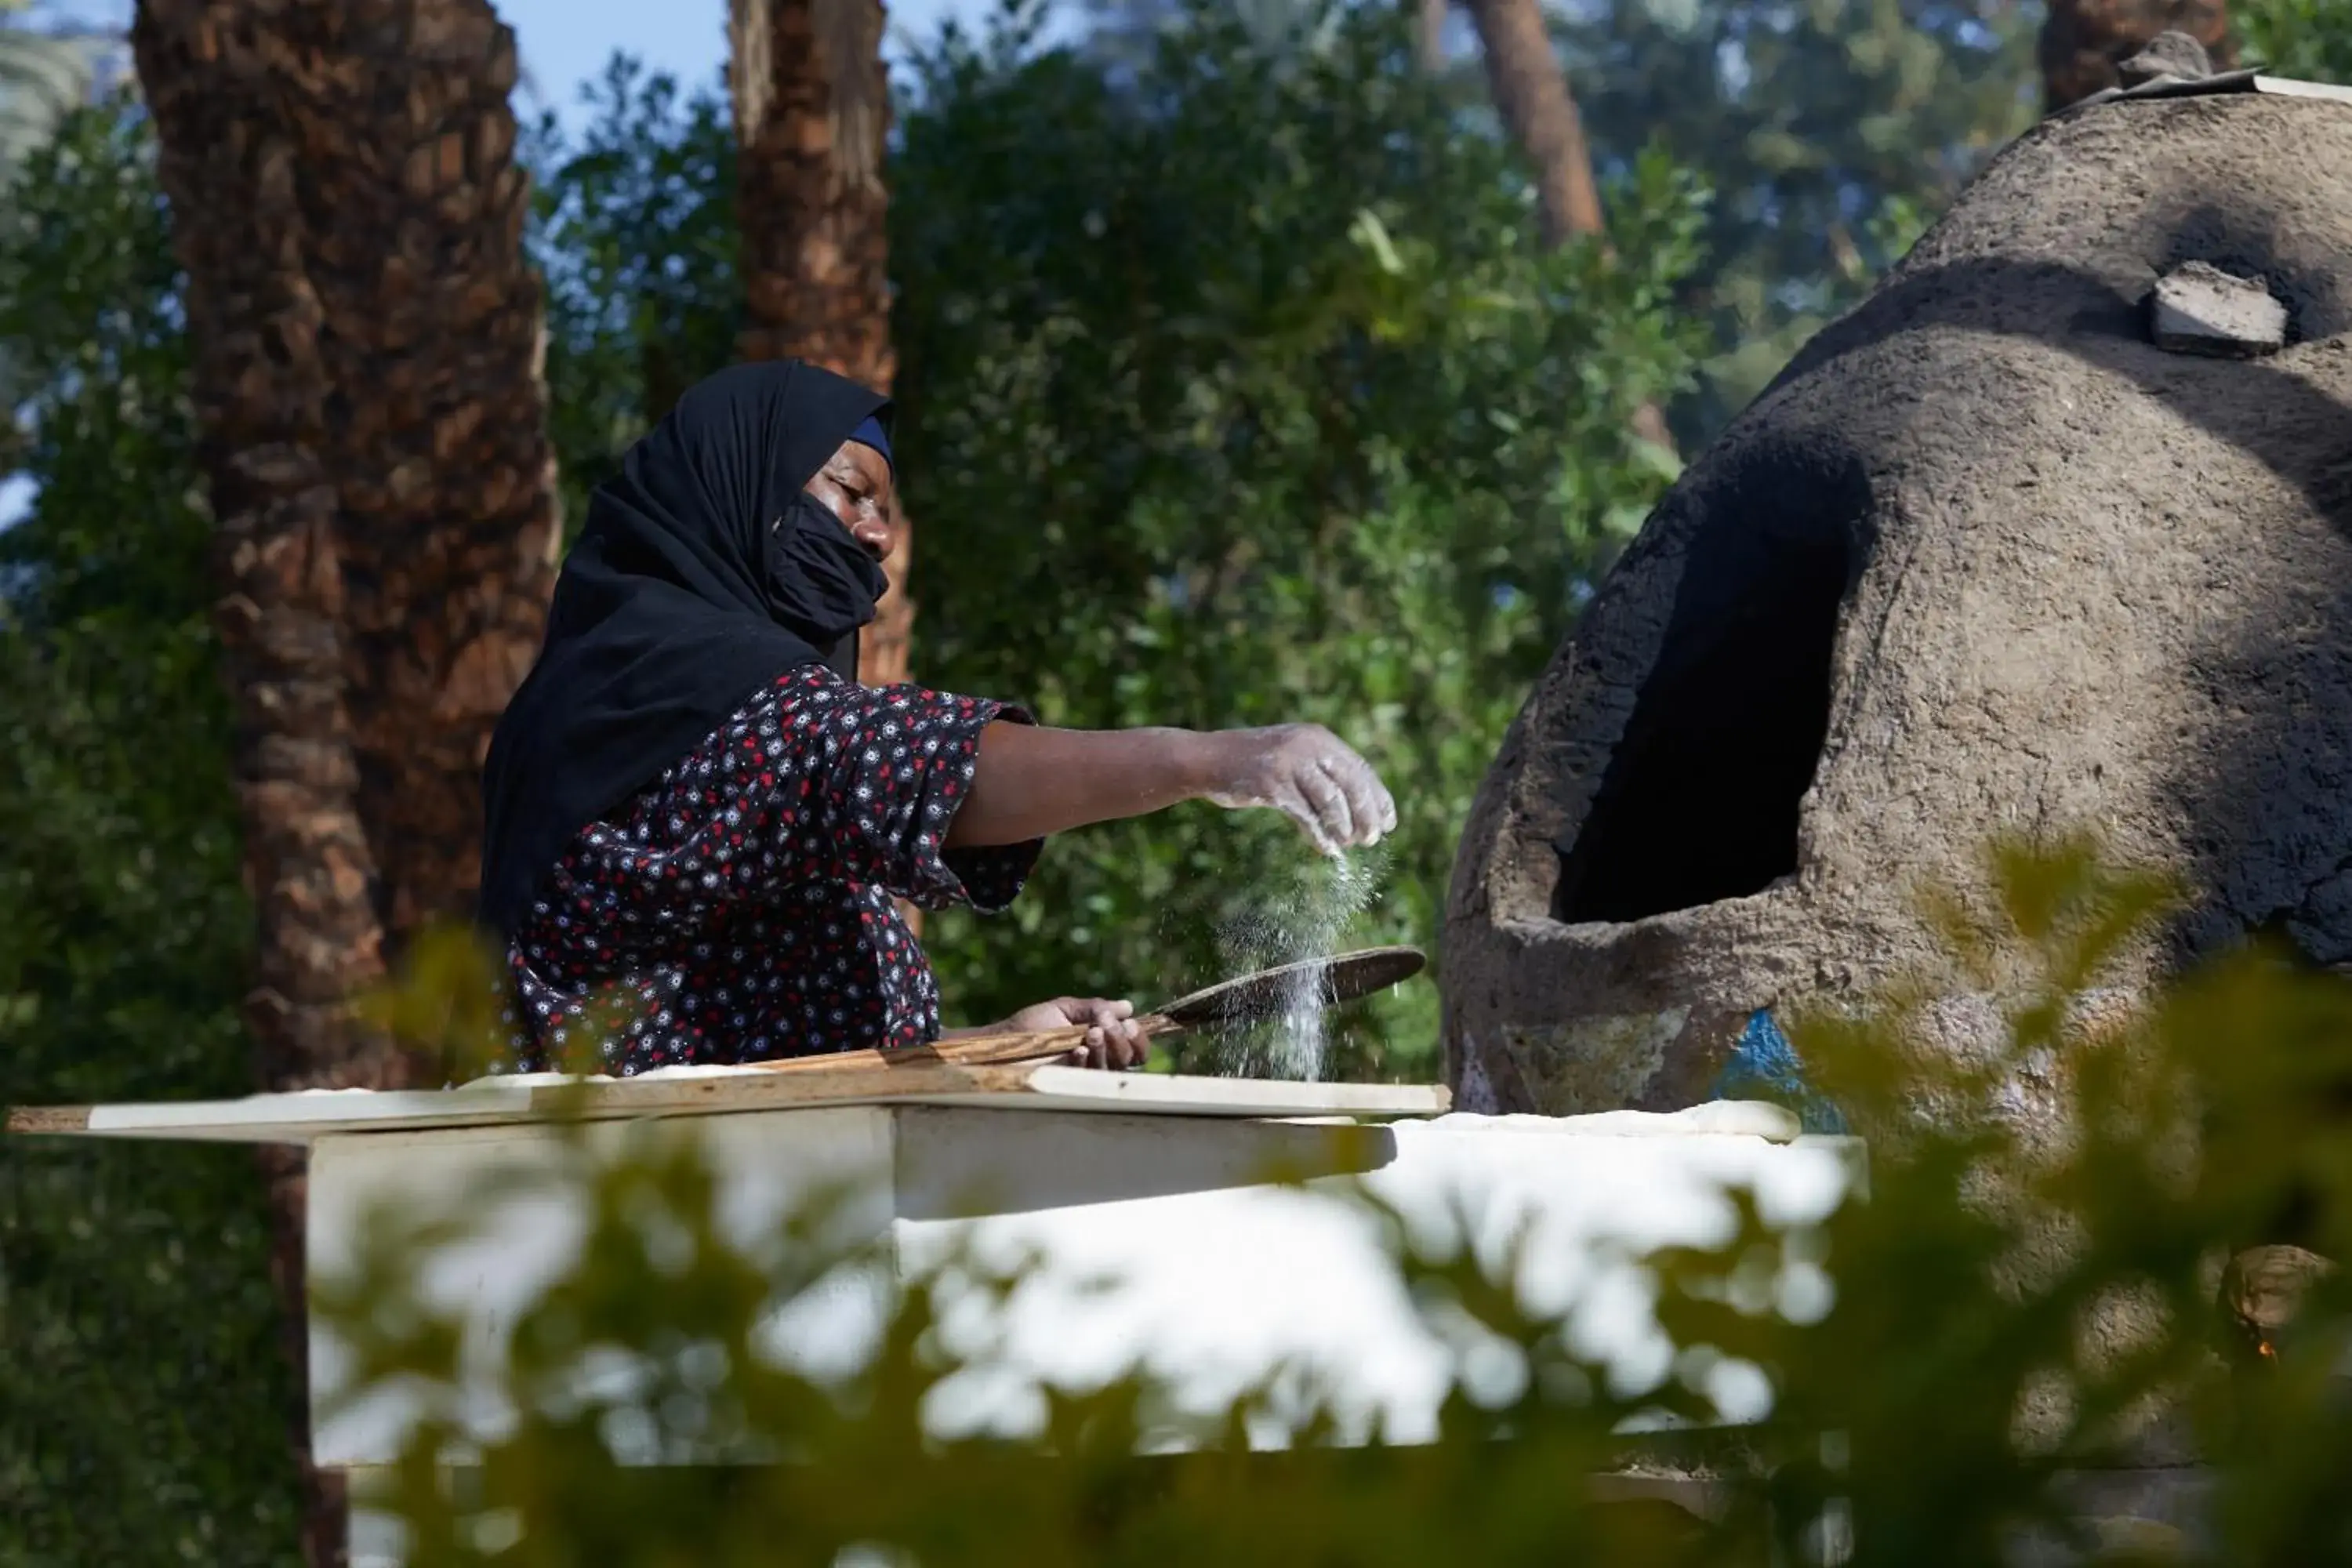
[1444,90,2352,1117]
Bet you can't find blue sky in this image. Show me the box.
[34,0,1021,129]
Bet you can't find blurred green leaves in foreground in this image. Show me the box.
[339,839,2352,1566]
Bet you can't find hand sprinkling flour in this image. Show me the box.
[1197,723,1396,858]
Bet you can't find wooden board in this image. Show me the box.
[746,1020,1178,1073]
[5,1104,95,1136]
[5,1063,1451,1146]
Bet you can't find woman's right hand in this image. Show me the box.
[1196,724,1397,856]
[997,996,1151,1069]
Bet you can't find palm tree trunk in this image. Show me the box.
[1461,0,1604,248]
[131,4,561,1561]
[729,0,910,690]
[1458,0,1675,455]
[2038,0,2234,111]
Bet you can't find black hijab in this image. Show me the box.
[480,360,891,938]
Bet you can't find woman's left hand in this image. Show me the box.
[1003,996,1151,1070]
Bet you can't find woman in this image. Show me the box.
[481,361,1395,1076]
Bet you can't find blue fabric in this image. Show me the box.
[1708,1009,1848,1134]
[848,414,893,470]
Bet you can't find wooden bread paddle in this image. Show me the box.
[746,945,1426,1075]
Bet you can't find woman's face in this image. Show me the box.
[803,440,898,562]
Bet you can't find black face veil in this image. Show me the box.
[479,360,891,938]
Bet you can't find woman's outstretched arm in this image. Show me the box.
[943,720,1396,856]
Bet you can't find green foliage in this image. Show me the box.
[891,0,1707,1069]
[335,837,2352,1565]
[2239,0,2352,83]
[322,1119,1716,1566]
[0,15,103,435]
[0,102,299,1564]
[1559,0,2037,439]
[524,56,741,532]
[0,19,98,206]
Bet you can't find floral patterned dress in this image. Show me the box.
[502,666,1038,1075]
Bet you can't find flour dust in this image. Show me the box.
[1209,843,1391,1081]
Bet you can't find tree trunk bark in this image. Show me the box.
[131,4,561,1562]
[1461,0,1603,249]
[2038,0,2234,112]
[729,0,910,691]
[1458,0,1676,455]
